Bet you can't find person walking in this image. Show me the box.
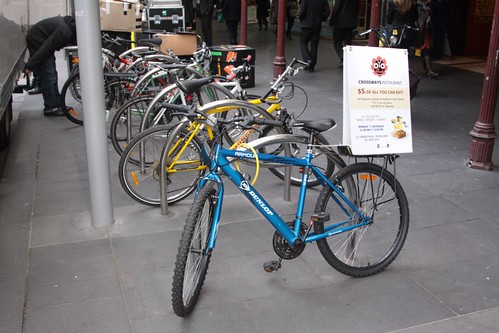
[329,0,359,68]
[223,0,241,44]
[24,15,77,116]
[256,0,270,31]
[286,0,299,40]
[198,0,215,46]
[298,0,330,72]
[183,0,196,30]
[417,0,439,78]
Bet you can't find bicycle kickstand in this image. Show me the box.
[263,258,282,273]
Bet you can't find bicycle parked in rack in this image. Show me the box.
[116,60,345,206]
[167,104,410,317]
[118,98,344,206]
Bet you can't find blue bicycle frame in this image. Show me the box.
[198,143,373,252]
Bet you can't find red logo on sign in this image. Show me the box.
[371,56,388,77]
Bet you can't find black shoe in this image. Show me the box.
[28,86,42,95]
[43,107,65,117]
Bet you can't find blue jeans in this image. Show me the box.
[28,46,61,110]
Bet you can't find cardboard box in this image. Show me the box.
[100,0,141,32]
[155,33,197,56]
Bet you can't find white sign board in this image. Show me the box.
[343,45,413,155]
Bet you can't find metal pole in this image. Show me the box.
[74,1,114,227]
[273,0,287,79]
[240,0,248,45]
[368,0,382,47]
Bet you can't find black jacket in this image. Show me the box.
[26,16,76,70]
[223,0,241,22]
[386,0,418,26]
[198,0,215,17]
[329,0,359,28]
[298,0,330,29]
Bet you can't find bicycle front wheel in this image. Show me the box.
[314,163,409,277]
[172,183,217,317]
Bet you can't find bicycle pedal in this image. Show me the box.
[263,260,281,273]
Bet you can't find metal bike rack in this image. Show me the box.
[159,121,186,215]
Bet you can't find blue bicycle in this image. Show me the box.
[169,103,410,317]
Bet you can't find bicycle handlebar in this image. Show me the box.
[262,58,309,100]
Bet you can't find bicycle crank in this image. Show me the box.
[272,221,307,260]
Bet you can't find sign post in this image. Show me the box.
[343,45,413,155]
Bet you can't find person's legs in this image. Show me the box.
[28,73,43,95]
[286,17,295,39]
[308,28,321,69]
[333,27,353,67]
[36,53,61,111]
[332,28,345,63]
[300,28,313,67]
[226,21,238,44]
[201,14,213,46]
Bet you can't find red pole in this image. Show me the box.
[468,0,499,170]
[240,0,248,45]
[368,0,382,47]
[273,0,287,79]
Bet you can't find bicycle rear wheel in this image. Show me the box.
[172,183,217,317]
[118,125,205,206]
[110,95,155,156]
[314,162,409,277]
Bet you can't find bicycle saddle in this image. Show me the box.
[175,76,218,94]
[138,38,162,47]
[290,119,336,133]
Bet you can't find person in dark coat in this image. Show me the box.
[329,0,358,68]
[298,0,330,72]
[24,15,77,116]
[256,0,270,31]
[198,0,215,46]
[387,0,418,49]
[223,0,241,44]
[183,0,196,30]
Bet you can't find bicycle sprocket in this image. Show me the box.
[272,222,306,260]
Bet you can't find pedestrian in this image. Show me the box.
[286,0,299,40]
[183,0,196,30]
[416,0,438,78]
[24,15,77,116]
[269,0,279,37]
[386,0,418,50]
[223,0,241,44]
[256,0,270,31]
[428,0,447,60]
[197,0,215,46]
[329,0,359,68]
[298,0,330,72]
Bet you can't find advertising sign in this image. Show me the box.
[343,45,413,155]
